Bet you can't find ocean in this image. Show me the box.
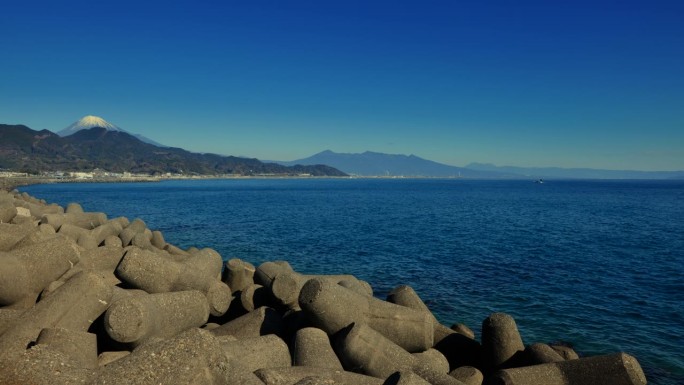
[20,178,684,384]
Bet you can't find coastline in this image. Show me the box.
[0,174,349,192]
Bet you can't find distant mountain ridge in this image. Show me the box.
[0,124,346,176]
[466,163,684,180]
[273,150,683,179]
[272,150,514,178]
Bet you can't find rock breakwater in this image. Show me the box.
[0,188,647,384]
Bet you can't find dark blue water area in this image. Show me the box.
[21,178,684,384]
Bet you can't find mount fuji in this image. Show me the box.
[57,115,166,147]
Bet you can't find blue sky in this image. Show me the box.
[1,1,682,170]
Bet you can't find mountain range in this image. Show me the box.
[0,121,345,176]
[2,116,681,179]
[465,163,684,180]
[274,150,684,179]
[273,150,513,178]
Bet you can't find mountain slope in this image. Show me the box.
[0,124,346,176]
[57,115,166,147]
[276,150,513,178]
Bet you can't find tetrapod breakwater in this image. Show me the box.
[0,188,647,384]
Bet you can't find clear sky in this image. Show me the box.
[1,1,682,171]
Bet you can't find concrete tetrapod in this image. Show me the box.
[219,334,292,372]
[299,278,433,352]
[524,343,565,365]
[484,352,647,385]
[0,235,81,309]
[35,327,98,369]
[384,371,433,385]
[94,328,265,385]
[41,211,108,231]
[116,246,232,316]
[293,327,344,370]
[0,271,112,356]
[334,322,467,385]
[255,367,385,385]
[257,261,371,308]
[118,218,147,247]
[223,258,256,293]
[387,285,483,370]
[104,290,210,346]
[211,306,285,339]
[481,313,526,371]
[387,285,455,343]
[449,366,483,385]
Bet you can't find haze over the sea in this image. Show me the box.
[1,1,682,171]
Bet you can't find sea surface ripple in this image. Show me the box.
[21,178,684,384]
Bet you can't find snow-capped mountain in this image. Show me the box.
[57,115,165,147]
[57,115,122,136]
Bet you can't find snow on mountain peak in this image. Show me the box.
[57,115,122,137]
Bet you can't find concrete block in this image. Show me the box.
[0,235,81,309]
[211,306,284,339]
[449,366,483,385]
[0,271,112,356]
[10,223,57,250]
[104,290,210,346]
[0,308,23,335]
[293,327,344,370]
[413,348,450,374]
[224,258,256,293]
[241,283,276,312]
[131,231,154,250]
[90,220,124,246]
[338,278,373,297]
[118,218,147,246]
[56,222,88,242]
[14,199,64,217]
[270,269,372,309]
[451,323,476,339]
[484,352,646,385]
[93,328,265,385]
[219,334,291,371]
[299,278,433,352]
[116,246,232,316]
[104,235,123,248]
[41,211,107,231]
[481,313,525,371]
[550,344,580,360]
[0,202,17,223]
[255,367,385,385]
[387,285,455,344]
[525,343,564,365]
[0,344,96,385]
[255,260,295,286]
[65,202,83,214]
[150,230,166,249]
[164,242,191,256]
[185,247,224,280]
[0,222,35,251]
[334,322,466,385]
[294,377,339,385]
[97,351,131,367]
[384,371,432,385]
[36,327,98,369]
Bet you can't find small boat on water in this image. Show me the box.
[534,179,544,184]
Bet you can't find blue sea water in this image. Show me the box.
[20,178,684,384]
